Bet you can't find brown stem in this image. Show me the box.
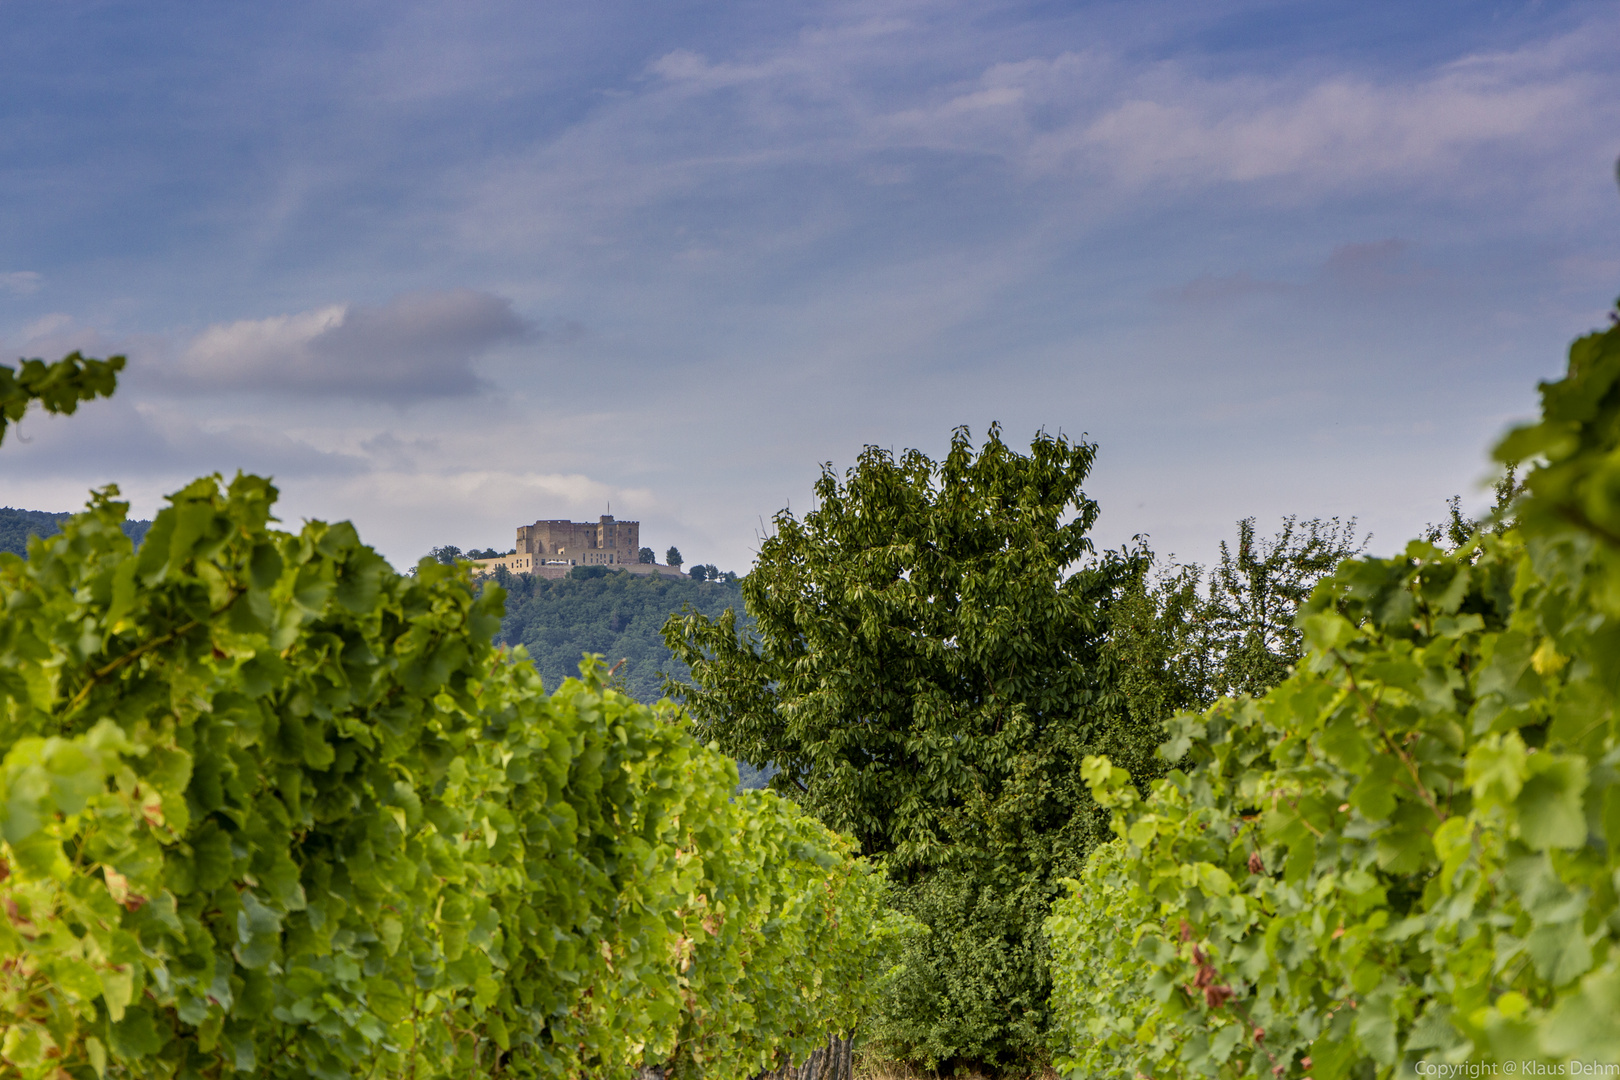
[63,586,247,717]
[1336,652,1446,823]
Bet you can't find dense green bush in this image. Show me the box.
[0,471,901,1079]
[1049,313,1620,1077]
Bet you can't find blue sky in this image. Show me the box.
[2,0,1617,573]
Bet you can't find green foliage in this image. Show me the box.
[0,352,124,447]
[666,546,683,569]
[1099,518,1363,791]
[640,547,656,564]
[0,507,151,559]
[1198,516,1366,700]
[0,476,900,1079]
[664,424,1156,1068]
[1106,518,1364,727]
[1045,839,1158,1080]
[1423,465,1525,551]
[1048,316,1620,1078]
[496,569,750,704]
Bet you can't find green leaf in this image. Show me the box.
[366,978,412,1023]
[107,1007,163,1059]
[1541,966,1620,1061]
[1517,754,1588,850]
[1524,919,1593,986]
[1467,732,1528,806]
[100,967,134,1022]
[1301,611,1360,652]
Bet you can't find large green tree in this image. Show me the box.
[664,424,1152,1068]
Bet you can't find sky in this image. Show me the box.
[2,0,1618,574]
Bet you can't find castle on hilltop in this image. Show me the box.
[472,515,685,580]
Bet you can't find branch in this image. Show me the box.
[1335,652,1445,823]
[63,587,248,717]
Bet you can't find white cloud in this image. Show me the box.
[169,289,530,401]
[22,313,74,340]
[1044,63,1593,189]
[868,27,1615,198]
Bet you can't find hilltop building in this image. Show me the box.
[472,515,685,580]
[520,515,638,566]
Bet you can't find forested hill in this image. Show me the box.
[0,506,152,557]
[491,567,753,706]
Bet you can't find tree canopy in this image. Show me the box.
[664,424,1155,1066]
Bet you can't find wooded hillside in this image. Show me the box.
[492,567,753,705]
[0,506,151,557]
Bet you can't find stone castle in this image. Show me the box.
[472,515,685,580]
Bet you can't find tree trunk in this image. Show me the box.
[638,1033,854,1080]
[756,1034,855,1080]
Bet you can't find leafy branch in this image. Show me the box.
[0,351,124,447]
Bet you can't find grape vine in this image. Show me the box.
[1049,315,1620,1077]
[0,472,902,1079]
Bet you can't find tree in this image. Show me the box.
[0,351,124,446]
[664,424,1152,1069]
[429,544,462,565]
[639,546,656,564]
[1422,462,1525,551]
[1195,515,1365,700]
[689,564,708,581]
[665,545,683,568]
[1102,516,1365,758]
[701,563,721,581]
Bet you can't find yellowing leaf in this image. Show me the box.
[100,967,133,1022]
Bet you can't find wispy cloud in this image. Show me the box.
[1,272,41,296]
[1158,240,1425,306]
[546,17,1598,185]
[0,397,366,479]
